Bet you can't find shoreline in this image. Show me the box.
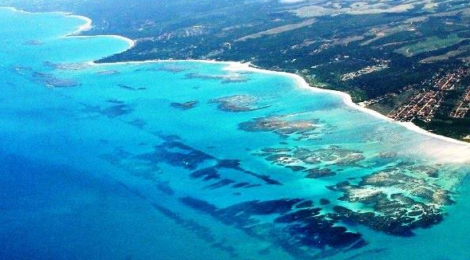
[63,11,136,48]
[67,10,470,151]
[224,62,470,149]
[4,6,470,150]
[0,7,136,48]
[93,57,470,150]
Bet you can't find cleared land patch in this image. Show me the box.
[235,19,316,42]
[420,45,470,63]
[395,34,468,57]
[290,0,427,18]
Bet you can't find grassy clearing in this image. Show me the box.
[395,34,467,57]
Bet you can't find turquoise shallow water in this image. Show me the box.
[1,7,470,260]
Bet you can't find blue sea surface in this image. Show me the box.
[1,8,470,260]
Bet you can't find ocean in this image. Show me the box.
[1,7,470,260]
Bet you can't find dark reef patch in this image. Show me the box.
[185,72,248,83]
[45,61,90,71]
[256,145,365,179]
[327,166,453,236]
[239,116,319,139]
[102,136,282,188]
[24,39,42,45]
[117,83,146,91]
[306,168,336,178]
[96,70,120,75]
[153,64,189,73]
[102,103,134,118]
[171,100,199,110]
[137,140,215,170]
[33,72,80,88]
[210,95,269,112]
[180,197,366,259]
[152,204,239,258]
[83,101,134,118]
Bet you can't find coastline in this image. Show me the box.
[4,8,470,260]
[0,7,136,48]
[65,11,135,48]
[224,62,470,149]
[92,58,470,152]
[5,6,470,151]
[68,14,92,34]
[68,10,470,151]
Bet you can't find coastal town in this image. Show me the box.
[3,1,470,260]
[364,67,470,123]
[451,84,470,119]
[341,60,390,81]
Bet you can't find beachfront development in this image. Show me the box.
[2,1,470,260]
[1,8,470,260]
[388,68,468,122]
[6,0,470,141]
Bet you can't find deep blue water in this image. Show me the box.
[1,7,470,260]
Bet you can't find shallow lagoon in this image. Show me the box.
[1,7,470,260]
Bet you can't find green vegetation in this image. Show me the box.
[395,34,468,57]
[1,0,470,140]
